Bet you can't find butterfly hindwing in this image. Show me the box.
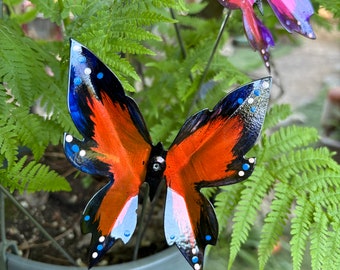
[81,177,139,268]
[163,77,271,269]
[64,39,153,266]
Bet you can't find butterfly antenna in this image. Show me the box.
[170,8,194,83]
[188,8,232,116]
[132,180,165,260]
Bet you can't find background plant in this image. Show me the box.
[0,0,339,269]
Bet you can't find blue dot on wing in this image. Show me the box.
[97,244,103,251]
[242,163,250,171]
[74,77,82,86]
[192,256,199,263]
[237,98,244,105]
[97,72,104,79]
[124,230,131,237]
[71,144,80,153]
[254,89,261,96]
[250,106,256,113]
[205,235,212,241]
[78,56,86,63]
[84,215,90,221]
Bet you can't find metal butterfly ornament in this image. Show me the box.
[217,0,316,71]
[63,39,272,269]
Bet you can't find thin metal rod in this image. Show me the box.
[133,180,165,261]
[170,8,193,83]
[0,184,76,265]
[170,8,186,60]
[133,184,150,261]
[0,190,5,242]
[188,9,232,115]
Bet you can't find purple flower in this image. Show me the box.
[217,0,316,71]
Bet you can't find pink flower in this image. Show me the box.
[217,0,315,71]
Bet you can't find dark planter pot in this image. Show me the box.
[5,246,191,270]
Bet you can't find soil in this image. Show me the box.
[4,145,168,267]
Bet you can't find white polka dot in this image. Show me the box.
[249,158,255,164]
[248,98,254,104]
[99,236,105,242]
[192,248,197,255]
[262,81,269,89]
[84,68,92,75]
[194,263,201,270]
[238,171,245,177]
[65,134,73,143]
[79,150,86,157]
[92,252,98,259]
[72,45,81,52]
[261,49,265,55]
[265,62,270,67]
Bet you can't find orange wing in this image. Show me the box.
[163,77,271,269]
[63,39,152,267]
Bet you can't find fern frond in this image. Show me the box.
[258,181,294,270]
[4,156,71,193]
[262,104,292,131]
[264,126,319,159]
[228,166,275,268]
[294,171,340,193]
[310,207,328,270]
[323,222,340,270]
[273,147,338,180]
[201,187,218,199]
[290,196,314,270]
[0,116,19,168]
[214,184,244,234]
[30,0,78,24]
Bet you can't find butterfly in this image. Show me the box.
[217,0,315,71]
[218,0,275,70]
[63,39,271,269]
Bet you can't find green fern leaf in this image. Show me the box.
[310,207,328,270]
[0,116,19,168]
[262,104,292,131]
[258,181,294,270]
[5,156,71,192]
[290,196,314,270]
[323,222,340,270]
[264,126,319,159]
[293,171,340,193]
[214,185,244,234]
[273,148,338,180]
[201,187,218,199]
[228,166,275,269]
